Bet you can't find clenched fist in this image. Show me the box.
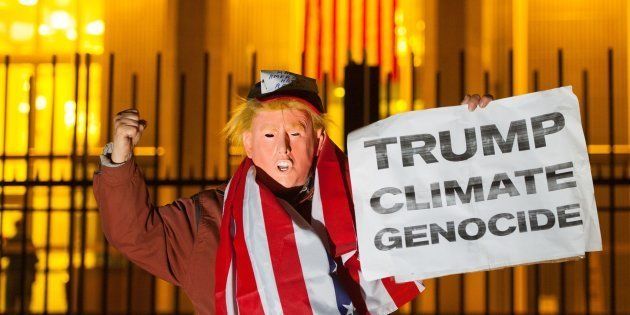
[111,109,147,163]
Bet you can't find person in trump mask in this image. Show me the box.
[93,70,492,314]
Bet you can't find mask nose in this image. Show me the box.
[277,132,291,155]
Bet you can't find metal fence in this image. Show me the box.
[0,48,628,314]
[427,48,629,315]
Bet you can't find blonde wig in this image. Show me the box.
[222,97,329,147]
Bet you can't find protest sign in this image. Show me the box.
[347,86,602,282]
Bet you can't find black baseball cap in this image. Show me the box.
[247,70,324,113]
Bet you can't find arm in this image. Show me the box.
[93,155,198,286]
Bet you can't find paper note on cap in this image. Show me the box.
[261,70,296,94]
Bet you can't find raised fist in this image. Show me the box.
[111,109,147,163]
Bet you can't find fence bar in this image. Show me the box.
[582,69,591,315]
[251,51,257,87]
[125,70,137,315]
[43,54,57,315]
[434,70,441,315]
[323,72,329,113]
[174,73,187,315]
[582,70,589,144]
[532,69,540,315]
[226,73,233,176]
[201,52,209,184]
[301,51,306,75]
[131,73,138,109]
[556,48,566,315]
[458,49,466,315]
[459,50,465,101]
[435,71,441,108]
[385,72,392,118]
[66,52,81,315]
[508,49,514,96]
[411,52,416,110]
[77,52,91,314]
[607,48,616,315]
[483,70,491,315]
[362,51,370,123]
[101,52,115,315]
[0,55,9,308]
[1,178,229,187]
[72,204,630,212]
[149,52,163,315]
[19,74,34,315]
[409,54,418,315]
[508,48,515,315]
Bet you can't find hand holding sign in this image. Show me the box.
[461,93,494,111]
[348,86,602,282]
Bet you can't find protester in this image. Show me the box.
[2,220,38,314]
[93,70,492,314]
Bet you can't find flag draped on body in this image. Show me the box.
[214,136,424,315]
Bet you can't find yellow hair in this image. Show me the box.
[222,97,329,147]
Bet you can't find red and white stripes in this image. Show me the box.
[215,137,424,314]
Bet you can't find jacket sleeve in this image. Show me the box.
[93,158,198,286]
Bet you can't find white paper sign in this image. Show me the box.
[347,86,602,282]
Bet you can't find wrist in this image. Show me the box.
[111,142,131,163]
[110,153,129,164]
[100,142,130,168]
[111,149,131,163]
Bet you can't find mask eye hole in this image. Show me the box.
[265,133,274,138]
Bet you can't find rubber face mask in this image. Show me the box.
[243,107,324,188]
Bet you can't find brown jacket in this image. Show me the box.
[93,159,225,314]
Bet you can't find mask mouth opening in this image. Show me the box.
[276,160,292,172]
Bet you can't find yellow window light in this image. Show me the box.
[395,11,404,25]
[85,20,105,35]
[397,39,408,54]
[396,26,407,36]
[10,22,35,41]
[65,28,77,40]
[77,112,86,128]
[64,100,76,126]
[18,0,37,6]
[35,96,47,110]
[64,111,75,126]
[413,55,422,67]
[84,42,104,54]
[395,99,408,112]
[64,100,76,112]
[50,10,73,30]
[414,100,425,110]
[334,87,345,98]
[416,21,425,31]
[18,102,30,114]
[38,24,53,36]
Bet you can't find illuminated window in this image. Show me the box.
[1,0,103,313]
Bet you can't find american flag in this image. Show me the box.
[215,137,424,314]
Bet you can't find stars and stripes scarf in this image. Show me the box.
[215,136,424,314]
